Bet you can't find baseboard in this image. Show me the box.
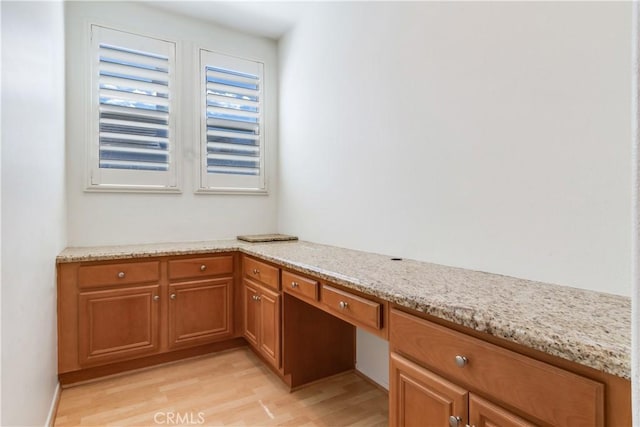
[354,368,389,393]
[45,382,61,427]
[287,370,355,392]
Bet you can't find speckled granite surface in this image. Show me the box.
[57,240,631,379]
[57,240,246,262]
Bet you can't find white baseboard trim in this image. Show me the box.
[44,382,61,427]
[354,368,389,392]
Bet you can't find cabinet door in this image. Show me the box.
[243,280,260,347]
[469,394,535,427]
[259,286,281,369]
[168,278,232,348]
[390,352,468,427]
[79,285,160,366]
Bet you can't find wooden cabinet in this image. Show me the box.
[167,255,234,349]
[390,352,533,427]
[168,278,232,348]
[79,284,161,366]
[469,395,534,427]
[390,308,604,426]
[58,253,237,382]
[390,352,467,427]
[59,249,631,424]
[258,285,280,366]
[282,270,318,302]
[78,261,160,289]
[74,260,162,367]
[321,284,382,331]
[168,255,233,281]
[242,255,281,369]
[243,278,281,369]
[243,256,279,290]
[243,281,260,347]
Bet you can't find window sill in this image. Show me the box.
[85,185,182,194]
[194,188,268,196]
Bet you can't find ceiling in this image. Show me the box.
[147,1,312,39]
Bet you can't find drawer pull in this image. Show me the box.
[454,355,468,367]
[153,295,160,301]
[338,301,349,310]
[200,264,207,271]
[449,416,462,427]
[291,281,299,288]
[170,293,176,300]
[117,271,125,279]
[252,295,261,302]
[252,268,259,275]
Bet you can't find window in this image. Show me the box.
[198,49,266,193]
[88,25,178,191]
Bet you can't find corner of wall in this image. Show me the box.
[630,2,639,424]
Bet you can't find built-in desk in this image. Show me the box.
[57,239,631,425]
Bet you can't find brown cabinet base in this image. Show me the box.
[58,253,238,382]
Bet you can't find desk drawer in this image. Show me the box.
[78,261,160,289]
[282,270,318,302]
[390,309,604,426]
[243,256,279,290]
[169,255,233,280]
[321,284,381,330]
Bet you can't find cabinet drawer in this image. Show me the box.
[321,284,381,330]
[390,309,604,427]
[169,255,233,280]
[78,261,160,289]
[282,270,318,302]
[244,257,279,290]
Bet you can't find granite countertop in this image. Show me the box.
[57,239,631,380]
[56,240,247,262]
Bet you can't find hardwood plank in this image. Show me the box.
[59,339,245,386]
[55,347,388,426]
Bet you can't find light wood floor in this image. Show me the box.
[54,347,388,426]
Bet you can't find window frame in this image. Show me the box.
[85,23,181,193]
[195,47,268,195]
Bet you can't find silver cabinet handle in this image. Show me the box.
[153,295,160,301]
[200,264,207,271]
[252,268,259,274]
[339,301,349,309]
[170,293,176,300]
[455,355,468,367]
[252,295,261,302]
[117,271,125,279]
[291,282,299,288]
[449,416,462,427]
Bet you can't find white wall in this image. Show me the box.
[1,1,67,425]
[631,3,639,423]
[279,1,631,296]
[278,2,632,389]
[356,329,389,389]
[66,2,279,247]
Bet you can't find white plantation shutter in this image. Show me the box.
[89,26,178,191]
[200,49,265,192]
